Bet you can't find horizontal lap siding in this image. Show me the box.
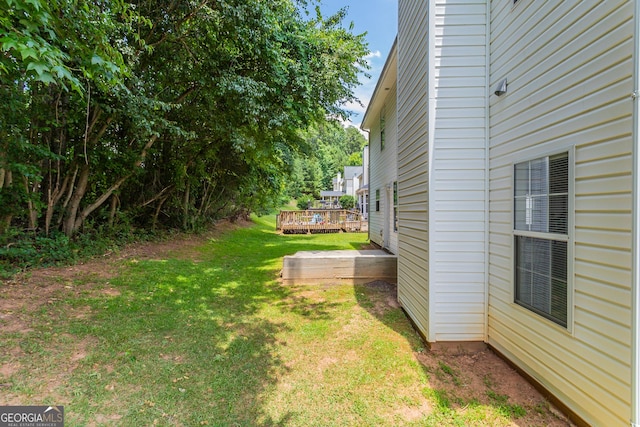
[398,0,430,339]
[487,1,633,425]
[431,0,487,341]
[387,90,400,253]
[369,85,398,252]
[368,118,384,248]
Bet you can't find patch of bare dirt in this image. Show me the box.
[395,400,433,423]
[416,348,574,426]
[363,281,575,427]
[362,280,400,315]
[0,220,247,332]
[0,220,247,405]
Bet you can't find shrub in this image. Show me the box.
[339,195,356,210]
[296,195,314,210]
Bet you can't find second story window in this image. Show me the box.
[380,107,386,151]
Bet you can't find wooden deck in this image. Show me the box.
[282,250,397,285]
[276,210,367,234]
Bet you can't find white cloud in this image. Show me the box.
[364,50,382,67]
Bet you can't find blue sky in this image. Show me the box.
[318,0,398,128]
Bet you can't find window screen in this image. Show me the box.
[393,181,398,232]
[513,152,569,327]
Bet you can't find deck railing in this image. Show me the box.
[276,210,367,234]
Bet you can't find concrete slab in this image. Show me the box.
[282,250,397,285]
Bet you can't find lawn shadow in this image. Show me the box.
[352,281,573,426]
[58,215,364,426]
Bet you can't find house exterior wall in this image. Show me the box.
[396,0,488,343]
[368,84,398,253]
[397,0,431,338]
[429,0,488,342]
[487,1,634,425]
[359,145,369,219]
[343,166,362,199]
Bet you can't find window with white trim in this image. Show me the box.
[513,152,569,327]
[380,107,386,151]
[393,181,398,232]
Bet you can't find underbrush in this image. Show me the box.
[0,225,162,279]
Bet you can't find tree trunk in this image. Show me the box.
[63,164,90,236]
[72,173,132,234]
[57,166,78,228]
[0,170,13,234]
[197,181,210,218]
[152,194,170,230]
[45,173,70,235]
[108,194,119,227]
[23,175,38,230]
[182,183,190,230]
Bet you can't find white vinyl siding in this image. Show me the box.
[398,0,430,338]
[487,1,634,425]
[430,0,487,342]
[369,86,399,253]
[363,44,398,254]
[397,0,487,343]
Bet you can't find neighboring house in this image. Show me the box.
[319,190,343,208]
[332,172,342,192]
[342,165,362,198]
[362,41,399,254]
[322,164,365,210]
[367,1,640,426]
[331,166,363,198]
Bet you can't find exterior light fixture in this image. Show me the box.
[495,78,508,96]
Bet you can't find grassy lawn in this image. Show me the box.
[0,214,568,426]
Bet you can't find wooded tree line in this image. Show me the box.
[0,0,369,237]
[289,122,366,201]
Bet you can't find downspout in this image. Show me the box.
[427,0,437,343]
[483,0,491,344]
[632,1,640,426]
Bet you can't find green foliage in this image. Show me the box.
[339,194,356,210]
[287,121,367,199]
[0,229,74,276]
[0,220,160,278]
[0,0,135,92]
[0,0,370,244]
[485,382,527,419]
[296,195,314,210]
[347,151,363,166]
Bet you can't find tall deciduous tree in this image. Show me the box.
[290,121,367,197]
[0,0,369,236]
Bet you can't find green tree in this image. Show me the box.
[0,0,136,234]
[288,121,367,198]
[0,0,370,237]
[347,151,362,166]
[339,195,355,210]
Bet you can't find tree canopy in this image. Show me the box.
[288,122,366,200]
[0,0,369,236]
